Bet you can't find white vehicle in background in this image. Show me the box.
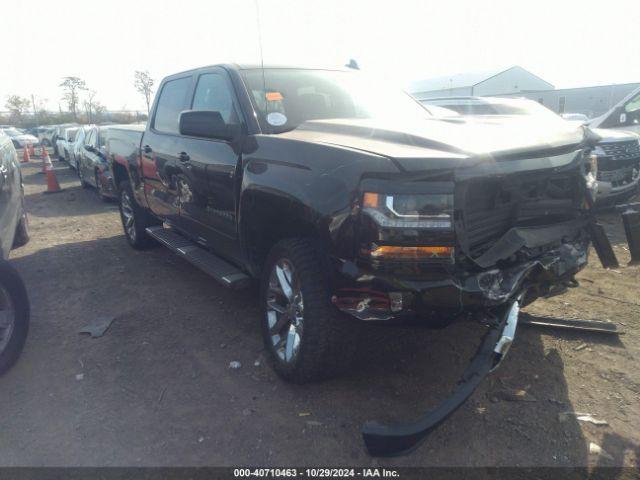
[590,86,640,135]
[55,127,79,162]
[421,95,639,205]
[0,128,40,150]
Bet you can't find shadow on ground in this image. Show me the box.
[0,234,610,467]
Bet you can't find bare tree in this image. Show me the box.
[5,95,31,121]
[134,71,154,114]
[83,90,98,123]
[59,76,87,120]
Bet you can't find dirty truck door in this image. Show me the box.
[141,75,194,226]
[175,69,242,260]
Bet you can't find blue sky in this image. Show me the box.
[2,0,639,111]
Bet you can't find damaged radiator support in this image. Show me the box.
[362,300,520,457]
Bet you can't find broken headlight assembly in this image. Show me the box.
[359,190,455,261]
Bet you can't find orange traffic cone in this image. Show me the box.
[41,148,52,173]
[43,162,63,194]
[28,144,36,157]
[21,147,30,163]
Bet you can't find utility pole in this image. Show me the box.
[31,94,37,124]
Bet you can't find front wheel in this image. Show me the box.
[0,261,30,375]
[260,238,356,383]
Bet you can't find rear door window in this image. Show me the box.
[153,77,192,134]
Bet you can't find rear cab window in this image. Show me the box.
[153,77,192,134]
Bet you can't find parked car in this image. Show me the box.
[587,88,640,204]
[590,86,640,135]
[0,130,30,375]
[77,125,117,201]
[36,126,56,146]
[421,96,638,205]
[69,126,89,171]
[51,124,77,157]
[55,126,80,162]
[0,127,40,150]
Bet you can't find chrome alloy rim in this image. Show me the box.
[266,259,304,363]
[121,191,136,241]
[0,285,16,354]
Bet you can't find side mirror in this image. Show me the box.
[84,144,95,152]
[179,110,235,141]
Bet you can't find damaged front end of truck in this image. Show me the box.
[328,129,603,456]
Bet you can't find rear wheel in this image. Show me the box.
[260,238,356,383]
[119,181,158,249]
[78,164,90,188]
[0,261,30,375]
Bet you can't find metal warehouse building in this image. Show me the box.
[407,66,554,100]
[499,83,640,118]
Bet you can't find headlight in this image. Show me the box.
[360,191,455,261]
[362,192,453,229]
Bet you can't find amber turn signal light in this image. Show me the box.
[363,192,380,208]
[369,245,454,259]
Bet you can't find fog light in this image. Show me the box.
[389,292,403,312]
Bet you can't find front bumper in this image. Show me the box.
[363,299,520,456]
[332,230,589,322]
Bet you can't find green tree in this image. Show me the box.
[5,95,31,121]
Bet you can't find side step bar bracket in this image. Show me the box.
[146,226,250,290]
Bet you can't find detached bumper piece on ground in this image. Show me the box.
[362,300,520,457]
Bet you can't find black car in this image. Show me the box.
[0,130,30,375]
[77,125,117,201]
[110,65,601,456]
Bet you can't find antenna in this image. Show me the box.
[253,0,268,118]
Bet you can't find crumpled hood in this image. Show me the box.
[280,116,587,171]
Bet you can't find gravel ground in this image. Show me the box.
[0,154,638,467]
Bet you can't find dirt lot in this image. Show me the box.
[1,155,639,468]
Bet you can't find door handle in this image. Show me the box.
[178,152,190,162]
[142,145,152,154]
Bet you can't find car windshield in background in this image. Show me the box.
[2,128,24,137]
[241,68,431,133]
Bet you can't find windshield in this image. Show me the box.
[241,68,431,133]
[66,128,79,141]
[2,128,24,137]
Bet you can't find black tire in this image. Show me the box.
[0,261,30,375]
[118,181,159,249]
[260,238,356,383]
[78,165,90,188]
[95,171,109,202]
[12,211,29,249]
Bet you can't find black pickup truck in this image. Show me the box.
[109,64,599,455]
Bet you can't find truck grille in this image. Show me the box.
[460,170,582,257]
[599,140,640,161]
